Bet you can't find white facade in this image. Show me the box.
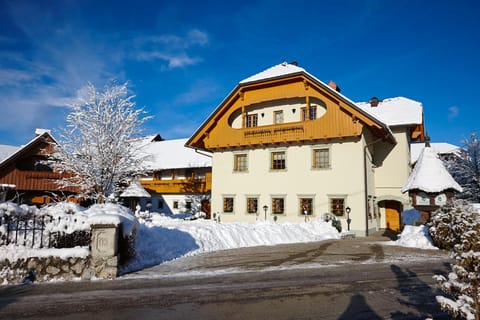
[211,138,374,235]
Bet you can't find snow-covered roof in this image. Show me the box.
[410,142,461,163]
[213,62,395,142]
[0,131,56,168]
[140,138,211,171]
[356,97,423,127]
[402,146,462,193]
[0,144,19,163]
[240,62,306,84]
[120,180,151,198]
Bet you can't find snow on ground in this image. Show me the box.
[1,201,439,279]
[121,213,341,273]
[386,225,437,250]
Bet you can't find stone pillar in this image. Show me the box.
[89,224,119,279]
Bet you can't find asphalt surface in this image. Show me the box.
[0,232,452,320]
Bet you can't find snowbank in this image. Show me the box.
[122,213,341,273]
[387,225,437,250]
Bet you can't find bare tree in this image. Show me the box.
[51,82,151,202]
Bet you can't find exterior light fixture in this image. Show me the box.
[346,206,351,231]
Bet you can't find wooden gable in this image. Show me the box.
[187,70,394,151]
[0,132,78,200]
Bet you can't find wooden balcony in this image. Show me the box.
[140,172,212,194]
[205,115,363,150]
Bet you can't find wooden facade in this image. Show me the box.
[187,73,394,152]
[141,172,212,194]
[0,132,79,205]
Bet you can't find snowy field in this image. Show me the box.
[1,202,438,279]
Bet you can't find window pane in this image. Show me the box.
[223,197,234,213]
[300,198,313,215]
[272,198,284,214]
[330,198,344,216]
[313,148,329,169]
[246,114,258,128]
[234,154,248,172]
[309,106,317,120]
[247,198,258,214]
[271,152,286,170]
[274,111,283,124]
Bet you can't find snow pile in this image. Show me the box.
[122,213,341,273]
[85,203,138,237]
[389,225,437,250]
[0,202,137,260]
[0,245,89,262]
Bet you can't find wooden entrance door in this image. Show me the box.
[385,201,401,231]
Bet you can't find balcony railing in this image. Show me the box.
[140,173,211,194]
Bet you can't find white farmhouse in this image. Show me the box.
[186,62,427,236]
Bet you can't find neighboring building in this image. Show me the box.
[402,143,463,219]
[186,62,426,236]
[0,129,79,205]
[410,142,462,164]
[137,137,212,216]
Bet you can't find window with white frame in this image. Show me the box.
[246,113,258,127]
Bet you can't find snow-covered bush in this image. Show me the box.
[432,201,480,319]
[428,201,478,250]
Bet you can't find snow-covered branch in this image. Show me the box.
[51,82,151,202]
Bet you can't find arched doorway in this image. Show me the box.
[384,200,402,231]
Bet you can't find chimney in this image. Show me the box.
[369,97,380,107]
[289,61,298,66]
[328,80,341,92]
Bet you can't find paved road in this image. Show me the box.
[0,237,452,319]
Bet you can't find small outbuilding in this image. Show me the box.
[402,143,463,221]
[119,179,151,212]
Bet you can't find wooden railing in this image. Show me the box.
[205,115,363,150]
[140,172,212,194]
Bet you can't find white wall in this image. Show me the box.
[139,193,206,215]
[211,139,370,235]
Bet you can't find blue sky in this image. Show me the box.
[0,0,479,146]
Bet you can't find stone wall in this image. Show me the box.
[0,223,122,285]
[0,256,92,284]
